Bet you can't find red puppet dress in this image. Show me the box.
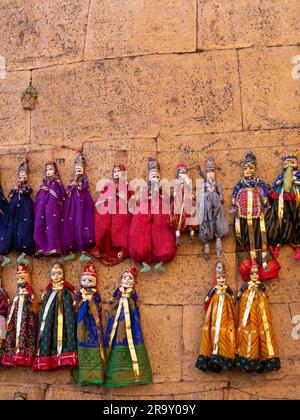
[128,158,176,272]
[92,164,132,265]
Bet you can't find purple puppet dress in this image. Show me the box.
[34,161,66,256]
[62,153,95,262]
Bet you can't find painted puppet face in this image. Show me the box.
[19,170,28,183]
[149,170,160,185]
[207,171,215,183]
[250,266,259,282]
[81,275,96,289]
[121,272,135,288]
[74,164,84,177]
[113,166,122,180]
[17,272,28,288]
[51,265,64,284]
[46,164,55,178]
[178,169,188,183]
[243,163,256,178]
[283,157,298,170]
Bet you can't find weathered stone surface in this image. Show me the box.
[239,46,300,131]
[85,0,196,60]
[228,379,300,400]
[0,71,31,145]
[0,367,71,386]
[0,382,44,400]
[31,51,241,146]
[0,0,90,70]
[198,0,300,50]
[140,305,182,383]
[45,380,229,399]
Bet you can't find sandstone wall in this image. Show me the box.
[0,0,299,400]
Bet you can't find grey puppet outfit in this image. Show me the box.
[199,180,228,244]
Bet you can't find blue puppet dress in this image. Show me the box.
[73,288,105,385]
[0,183,10,262]
[105,287,153,387]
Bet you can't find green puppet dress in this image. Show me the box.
[33,279,78,370]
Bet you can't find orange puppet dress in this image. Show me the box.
[235,279,280,373]
[195,281,236,373]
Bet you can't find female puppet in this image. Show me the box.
[128,157,176,273]
[266,148,300,261]
[235,262,280,373]
[92,164,131,265]
[73,262,105,386]
[168,163,198,247]
[34,161,66,257]
[2,264,37,367]
[33,262,78,371]
[195,261,235,373]
[63,152,95,262]
[231,151,280,281]
[105,268,153,387]
[0,159,34,266]
[198,157,228,259]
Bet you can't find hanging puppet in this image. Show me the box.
[195,261,235,373]
[34,161,66,257]
[0,179,10,267]
[63,152,95,262]
[0,280,10,360]
[105,268,153,387]
[2,264,37,367]
[92,164,131,265]
[198,157,228,259]
[73,262,105,386]
[168,163,198,247]
[266,148,300,261]
[128,157,176,272]
[0,159,34,266]
[235,261,280,373]
[231,151,280,281]
[33,262,78,371]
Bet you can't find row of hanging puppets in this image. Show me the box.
[0,259,280,385]
[0,146,298,385]
[0,262,152,386]
[0,148,299,278]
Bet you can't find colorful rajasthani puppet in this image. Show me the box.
[73,262,105,386]
[2,264,37,367]
[231,151,280,281]
[199,157,228,259]
[0,159,34,266]
[0,284,10,360]
[128,158,176,273]
[34,161,66,257]
[91,164,131,265]
[33,262,78,371]
[105,268,152,387]
[235,262,280,373]
[266,148,300,261]
[63,152,95,262]
[195,261,235,373]
[168,163,198,247]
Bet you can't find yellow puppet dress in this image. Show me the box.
[235,279,280,372]
[195,281,236,373]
